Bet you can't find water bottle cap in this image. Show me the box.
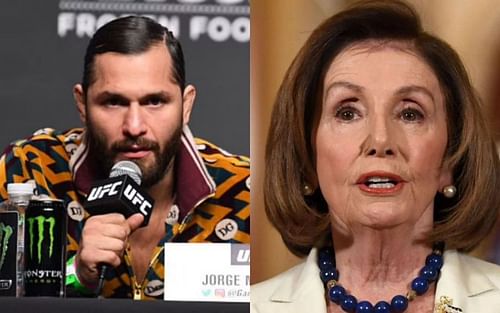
[7,182,34,196]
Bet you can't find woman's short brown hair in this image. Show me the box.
[264,0,500,257]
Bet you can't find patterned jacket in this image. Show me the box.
[0,126,250,299]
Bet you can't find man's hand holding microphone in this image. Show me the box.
[74,161,154,294]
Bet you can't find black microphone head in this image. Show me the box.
[110,161,142,185]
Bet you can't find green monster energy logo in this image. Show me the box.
[27,216,55,264]
[0,222,13,272]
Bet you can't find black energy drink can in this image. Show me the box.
[0,211,18,296]
[24,199,67,297]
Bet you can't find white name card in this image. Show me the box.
[164,243,250,302]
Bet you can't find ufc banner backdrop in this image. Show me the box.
[0,0,249,155]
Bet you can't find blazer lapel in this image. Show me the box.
[255,248,327,313]
[435,250,497,312]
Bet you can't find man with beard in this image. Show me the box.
[0,16,250,299]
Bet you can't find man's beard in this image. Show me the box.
[86,118,182,188]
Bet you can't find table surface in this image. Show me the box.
[0,297,249,313]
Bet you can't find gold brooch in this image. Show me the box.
[435,296,463,313]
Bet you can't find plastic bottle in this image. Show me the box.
[1,183,34,297]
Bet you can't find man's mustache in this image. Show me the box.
[111,137,159,151]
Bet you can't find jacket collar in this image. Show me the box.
[69,126,216,220]
[259,248,327,313]
[261,248,498,313]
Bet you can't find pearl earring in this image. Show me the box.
[303,183,314,196]
[442,185,456,198]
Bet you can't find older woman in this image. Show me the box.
[251,1,500,313]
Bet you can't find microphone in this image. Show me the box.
[83,161,155,296]
[85,161,154,226]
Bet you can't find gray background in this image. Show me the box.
[0,0,249,156]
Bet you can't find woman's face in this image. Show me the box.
[315,42,451,233]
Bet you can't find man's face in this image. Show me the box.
[74,43,195,187]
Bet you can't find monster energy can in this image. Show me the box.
[24,199,67,297]
[0,211,18,296]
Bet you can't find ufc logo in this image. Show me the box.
[123,184,152,216]
[230,244,250,265]
[87,181,122,201]
[236,249,250,263]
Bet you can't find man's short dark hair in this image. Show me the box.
[82,16,185,96]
